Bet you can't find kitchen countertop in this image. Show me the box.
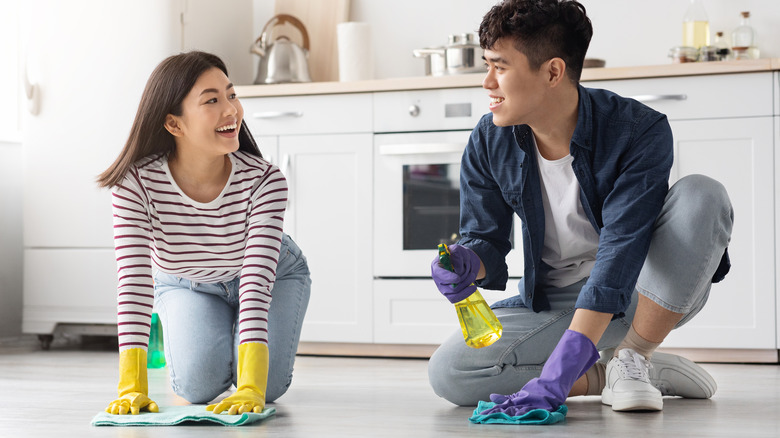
[236,58,780,98]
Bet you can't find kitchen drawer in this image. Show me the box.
[584,72,774,120]
[373,279,516,345]
[23,249,118,334]
[241,93,373,136]
[374,87,489,133]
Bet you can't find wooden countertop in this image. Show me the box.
[236,58,780,98]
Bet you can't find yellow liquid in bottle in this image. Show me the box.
[454,290,503,348]
[682,21,710,49]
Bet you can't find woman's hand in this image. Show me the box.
[206,388,264,415]
[107,348,158,415]
[106,392,159,415]
[207,342,269,415]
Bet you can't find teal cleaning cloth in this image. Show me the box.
[91,405,275,427]
[468,401,567,425]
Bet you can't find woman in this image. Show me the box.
[97,51,311,415]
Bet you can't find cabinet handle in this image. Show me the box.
[253,111,304,119]
[280,154,290,175]
[379,143,465,155]
[629,94,688,103]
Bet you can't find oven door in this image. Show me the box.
[373,130,523,280]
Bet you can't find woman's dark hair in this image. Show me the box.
[97,51,262,188]
[479,0,593,83]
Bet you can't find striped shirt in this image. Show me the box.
[111,150,287,352]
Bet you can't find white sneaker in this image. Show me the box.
[648,352,717,399]
[602,348,663,411]
[599,349,717,399]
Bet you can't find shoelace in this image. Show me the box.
[619,350,653,382]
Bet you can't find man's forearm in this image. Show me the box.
[568,308,613,345]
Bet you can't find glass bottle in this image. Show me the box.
[682,0,710,49]
[147,312,166,368]
[713,31,730,60]
[731,11,759,60]
[438,244,502,348]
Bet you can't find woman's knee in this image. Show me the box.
[168,357,233,404]
[265,375,292,403]
[172,373,232,404]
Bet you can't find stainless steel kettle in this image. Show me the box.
[251,14,312,84]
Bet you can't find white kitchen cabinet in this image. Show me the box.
[373,280,517,345]
[661,117,775,349]
[586,72,777,351]
[775,71,780,349]
[20,1,182,341]
[241,94,374,343]
[278,134,374,343]
[21,1,254,343]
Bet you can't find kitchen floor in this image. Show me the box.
[1,337,779,438]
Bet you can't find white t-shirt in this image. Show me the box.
[534,137,599,287]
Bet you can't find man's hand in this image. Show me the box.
[430,244,481,303]
[480,330,599,416]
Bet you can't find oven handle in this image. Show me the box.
[379,143,465,155]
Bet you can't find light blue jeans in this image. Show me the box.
[153,234,311,404]
[428,174,734,406]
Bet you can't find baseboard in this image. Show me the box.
[297,342,438,358]
[655,347,779,364]
[297,342,780,363]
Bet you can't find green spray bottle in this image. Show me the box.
[147,313,166,368]
[438,244,503,348]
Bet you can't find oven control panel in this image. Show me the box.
[373,87,489,133]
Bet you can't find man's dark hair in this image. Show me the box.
[479,0,593,83]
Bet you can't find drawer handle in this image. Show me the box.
[379,143,465,155]
[629,94,688,103]
[252,111,304,119]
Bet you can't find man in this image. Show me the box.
[428,0,733,416]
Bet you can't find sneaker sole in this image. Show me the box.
[602,387,663,412]
[649,352,717,399]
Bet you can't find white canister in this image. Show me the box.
[337,22,373,82]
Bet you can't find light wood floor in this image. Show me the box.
[1,337,779,438]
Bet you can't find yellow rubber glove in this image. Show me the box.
[105,348,160,415]
[207,342,268,415]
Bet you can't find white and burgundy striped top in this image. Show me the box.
[111,150,287,352]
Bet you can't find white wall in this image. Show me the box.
[258,0,780,80]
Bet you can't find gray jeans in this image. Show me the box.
[428,174,734,406]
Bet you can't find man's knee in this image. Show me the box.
[669,174,733,235]
[427,343,482,406]
[672,175,732,219]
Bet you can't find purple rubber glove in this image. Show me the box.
[481,330,599,416]
[430,244,481,303]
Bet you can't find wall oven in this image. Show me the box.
[370,87,523,345]
[372,88,524,279]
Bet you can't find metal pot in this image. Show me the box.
[445,33,484,75]
[251,14,312,84]
[413,33,484,76]
[412,47,446,76]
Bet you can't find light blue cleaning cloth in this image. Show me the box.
[468,400,567,425]
[91,405,275,427]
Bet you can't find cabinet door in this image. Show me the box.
[661,117,775,349]
[776,115,780,349]
[21,1,182,248]
[254,136,279,167]
[278,134,373,342]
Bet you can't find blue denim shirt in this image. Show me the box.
[458,85,674,316]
